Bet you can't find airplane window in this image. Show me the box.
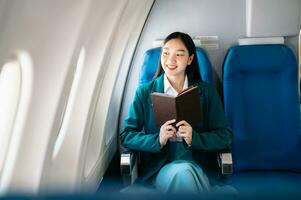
[53,48,86,159]
[0,60,21,175]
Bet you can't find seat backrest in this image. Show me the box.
[223,44,301,172]
[139,47,213,84]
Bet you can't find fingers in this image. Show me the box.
[161,119,176,133]
[176,120,189,127]
[178,125,192,134]
[176,121,192,145]
[160,119,194,147]
[164,125,176,132]
[178,132,192,146]
[160,119,177,146]
[178,125,187,132]
[163,127,176,138]
[166,130,176,138]
[163,119,176,126]
[178,131,188,137]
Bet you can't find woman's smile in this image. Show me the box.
[166,65,177,70]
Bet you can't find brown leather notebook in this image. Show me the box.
[151,85,202,127]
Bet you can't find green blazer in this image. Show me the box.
[120,74,233,183]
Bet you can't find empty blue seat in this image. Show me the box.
[139,47,213,84]
[223,44,301,193]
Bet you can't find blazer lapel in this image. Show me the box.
[151,74,164,93]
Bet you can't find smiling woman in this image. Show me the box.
[119,32,233,193]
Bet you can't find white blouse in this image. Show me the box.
[163,74,188,142]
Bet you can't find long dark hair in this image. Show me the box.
[153,32,201,82]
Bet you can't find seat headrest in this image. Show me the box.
[139,47,213,84]
[224,44,296,74]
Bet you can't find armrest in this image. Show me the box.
[217,151,233,175]
[120,148,138,185]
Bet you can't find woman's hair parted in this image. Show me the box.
[153,32,201,82]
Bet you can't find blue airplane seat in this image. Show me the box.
[139,47,213,84]
[223,44,301,193]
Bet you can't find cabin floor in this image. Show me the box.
[97,151,123,194]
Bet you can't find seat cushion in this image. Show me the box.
[225,171,301,195]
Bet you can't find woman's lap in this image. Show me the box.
[121,160,237,195]
[154,160,211,193]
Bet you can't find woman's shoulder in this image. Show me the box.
[195,80,215,90]
[194,81,218,97]
[135,79,156,96]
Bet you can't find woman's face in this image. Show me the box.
[161,38,194,79]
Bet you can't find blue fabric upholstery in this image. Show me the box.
[223,44,301,172]
[139,47,213,84]
[226,171,301,194]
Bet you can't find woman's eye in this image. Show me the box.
[163,52,169,56]
[176,54,184,57]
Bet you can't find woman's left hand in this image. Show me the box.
[176,120,193,146]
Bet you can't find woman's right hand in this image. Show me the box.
[159,119,177,147]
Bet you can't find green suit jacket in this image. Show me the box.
[120,74,233,183]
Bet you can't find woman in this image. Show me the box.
[120,32,233,193]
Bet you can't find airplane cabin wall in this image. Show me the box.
[0,0,91,194]
[0,0,154,195]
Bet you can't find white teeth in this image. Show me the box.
[167,65,176,70]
